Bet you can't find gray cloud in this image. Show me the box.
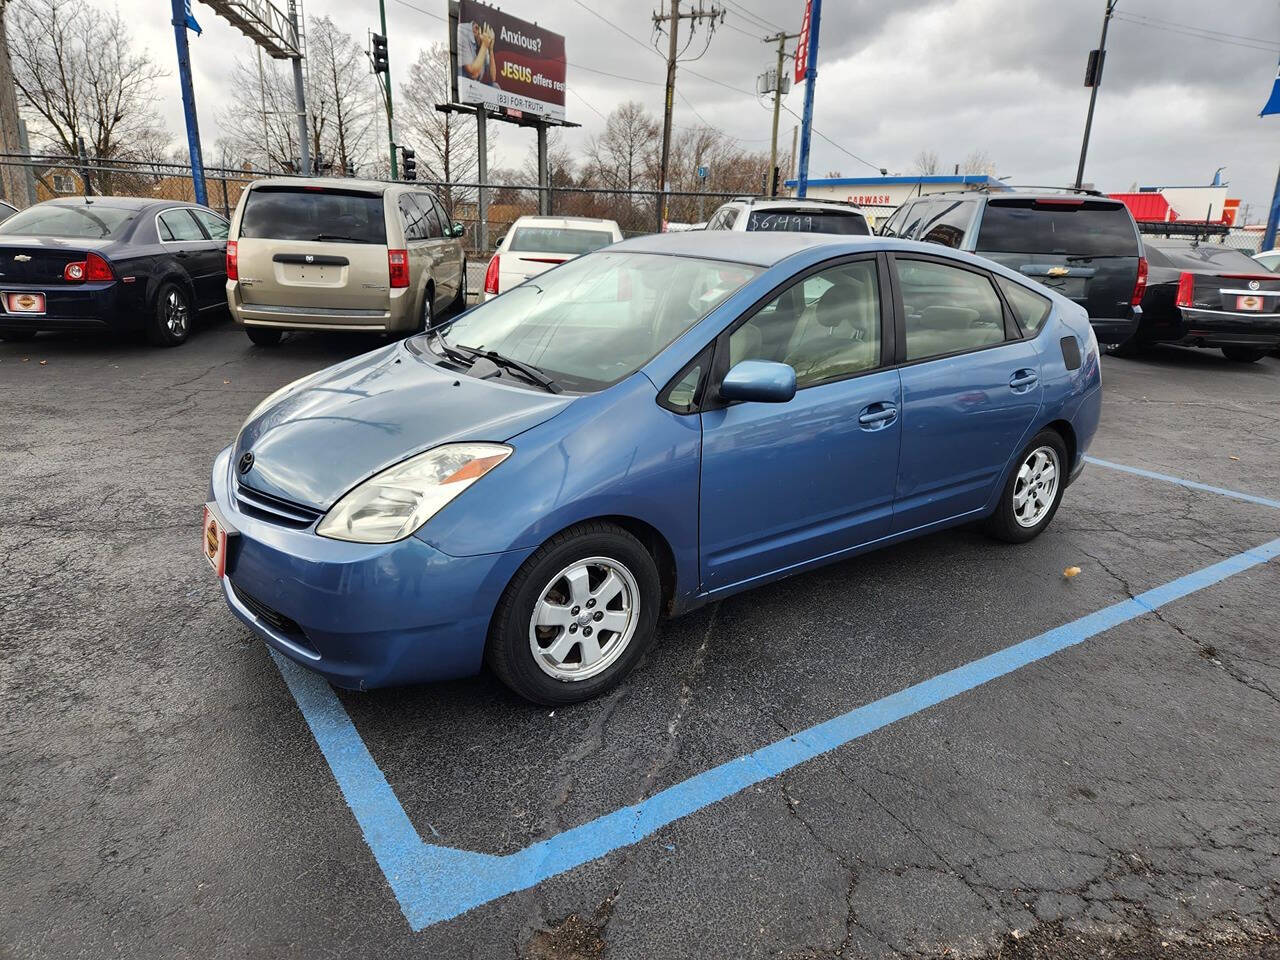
[131,0,1280,216]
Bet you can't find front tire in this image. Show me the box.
[486,521,661,705]
[1222,346,1266,363]
[147,282,193,347]
[245,326,283,347]
[984,430,1068,544]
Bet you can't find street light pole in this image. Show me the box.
[1074,0,1117,190]
[378,0,398,178]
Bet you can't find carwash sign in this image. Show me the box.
[452,0,567,121]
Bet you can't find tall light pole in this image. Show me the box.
[1074,0,1117,190]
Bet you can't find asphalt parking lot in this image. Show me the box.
[3,315,1279,959]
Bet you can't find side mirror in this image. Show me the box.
[451,222,465,238]
[718,360,796,404]
[494,234,505,249]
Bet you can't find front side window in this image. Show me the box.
[897,258,1006,361]
[440,251,760,391]
[899,201,937,240]
[729,259,881,388]
[879,202,911,237]
[995,276,1052,335]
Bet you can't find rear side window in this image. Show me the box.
[158,209,205,241]
[898,258,1006,361]
[239,187,387,244]
[509,227,615,255]
[976,199,1139,256]
[996,276,1052,335]
[917,200,976,249]
[0,204,135,239]
[745,209,870,235]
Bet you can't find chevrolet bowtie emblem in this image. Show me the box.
[1047,266,1070,277]
[13,254,31,262]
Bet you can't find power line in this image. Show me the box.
[1112,12,1280,52]
[781,103,882,174]
[721,19,768,41]
[720,0,784,33]
[1113,11,1280,48]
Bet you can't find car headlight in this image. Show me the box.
[241,368,330,432]
[316,443,512,544]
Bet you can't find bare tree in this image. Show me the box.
[962,150,996,176]
[398,43,489,211]
[584,101,659,194]
[215,54,302,172]
[0,0,28,204]
[8,0,169,162]
[913,149,939,176]
[308,16,377,173]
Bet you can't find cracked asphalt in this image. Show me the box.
[3,315,1279,959]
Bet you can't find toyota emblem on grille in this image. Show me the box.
[1249,279,1261,291]
[238,451,255,474]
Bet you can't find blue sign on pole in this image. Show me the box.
[696,165,709,180]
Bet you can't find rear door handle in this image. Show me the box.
[1009,369,1039,392]
[857,402,898,430]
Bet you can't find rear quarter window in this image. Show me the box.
[976,200,1139,257]
[239,187,387,244]
[996,275,1052,334]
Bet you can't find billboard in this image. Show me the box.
[451,0,567,121]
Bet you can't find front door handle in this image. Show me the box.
[1009,369,1039,392]
[858,402,898,430]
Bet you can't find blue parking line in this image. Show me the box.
[274,527,1280,929]
[1085,455,1280,510]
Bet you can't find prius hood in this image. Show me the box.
[234,341,573,509]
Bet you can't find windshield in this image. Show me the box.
[746,209,869,235]
[976,200,1139,256]
[509,226,615,255]
[239,187,387,244]
[0,203,136,239]
[438,251,761,391]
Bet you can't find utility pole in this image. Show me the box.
[795,0,822,198]
[375,0,397,178]
[1074,0,1117,190]
[652,0,724,230]
[170,0,207,205]
[761,31,799,197]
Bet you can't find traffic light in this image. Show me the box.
[344,160,356,178]
[371,33,388,74]
[400,147,416,180]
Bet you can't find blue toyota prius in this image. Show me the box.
[206,232,1101,704]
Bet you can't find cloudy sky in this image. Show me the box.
[133,0,1280,220]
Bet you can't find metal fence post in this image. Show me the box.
[220,177,230,217]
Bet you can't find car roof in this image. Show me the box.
[921,188,1124,206]
[247,176,394,194]
[611,230,879,266]
[511,215,619,229]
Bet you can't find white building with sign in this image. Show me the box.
[784,175,1008,227]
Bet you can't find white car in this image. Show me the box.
[1253,249,1280,272]
[704,196,870,236]
[483,216,622,299]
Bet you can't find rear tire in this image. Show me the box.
[450,262,467,314]
[984,430,1069,544]
[418,285,435,332]
[486,521,661,705]
[246,327,283,347]
[0,329,37,342]
[1221,346,1266,363]
[147,282,193,347]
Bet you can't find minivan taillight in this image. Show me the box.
[226,240,238,281]
[388,249,409,288]
[1131,255,1148,306]
[484,254,500,295]
[63,252,114,282]
[1176,271,1194,308]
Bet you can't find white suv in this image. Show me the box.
[484,215,622,299]
[704,197,870,236]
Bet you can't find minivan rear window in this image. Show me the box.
[976,199,1138,257]
[239,187,387,244]
[745,209,870,235]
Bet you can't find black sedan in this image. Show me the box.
[0,196,229,347]
[1111,238,1280,363]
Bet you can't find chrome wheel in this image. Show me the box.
[1013,445,1059,528]
[164,288,189,338]
[529,556,639,682]
[421,289,433,330]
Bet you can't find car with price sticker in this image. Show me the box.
[704,196,871,237]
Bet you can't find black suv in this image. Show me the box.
[879,189,1146,344]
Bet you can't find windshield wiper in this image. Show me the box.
[452,344,562,394]
[425,328,475,366]
[313,233,371,243]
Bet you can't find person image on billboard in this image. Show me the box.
[457,18,498,85]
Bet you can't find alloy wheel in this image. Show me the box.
[1012,445,1060,528]
[165,289,189,338]
[528,557,639,681]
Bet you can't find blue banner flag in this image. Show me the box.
[184,0,202,35]
[1262,60,1280,116]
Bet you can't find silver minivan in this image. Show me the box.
[226,178,466,345]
